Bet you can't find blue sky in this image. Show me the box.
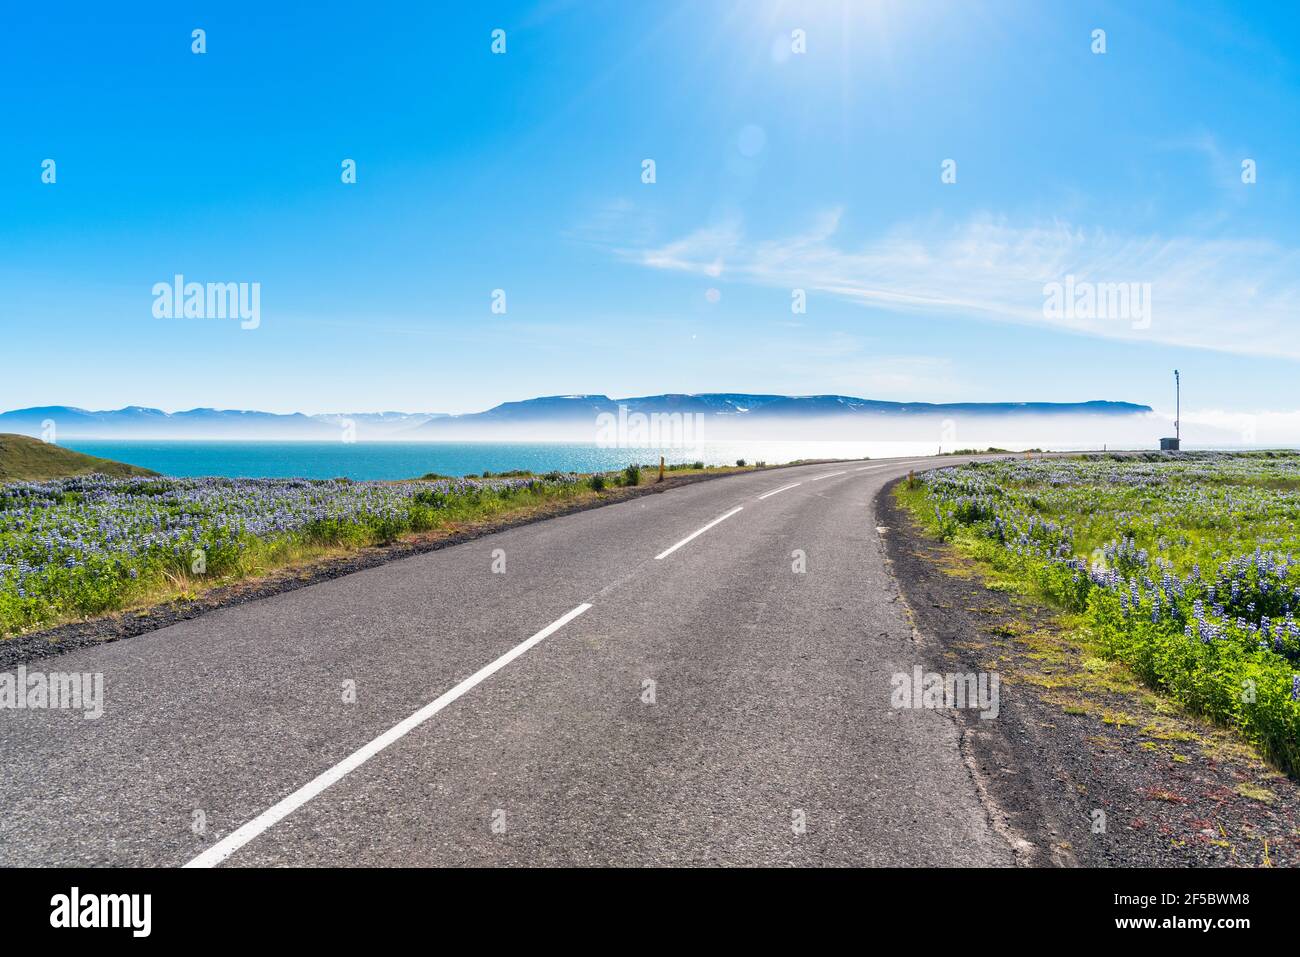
[2,0,1297,422]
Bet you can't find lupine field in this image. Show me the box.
[0,471,590,638]
[908,451,1300,774]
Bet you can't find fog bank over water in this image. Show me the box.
[380,411,1275,450]
[64,410,1300,482]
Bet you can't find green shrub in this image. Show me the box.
[623,465,641,487]
[412,489,451,509]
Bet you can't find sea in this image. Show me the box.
[63,440,941,481]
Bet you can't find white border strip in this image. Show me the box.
[653,507,743,560]
[184,603,593,868]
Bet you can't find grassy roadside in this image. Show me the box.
[895,459,1300,778]
[103,479,605,617]
[882,485,1297,865]
[1,458,817,642]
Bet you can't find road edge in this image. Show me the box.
[1,460,844,667]
[875,476,1300,868]
[873,476,1053,867]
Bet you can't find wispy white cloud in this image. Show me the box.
[614,210,1300,358]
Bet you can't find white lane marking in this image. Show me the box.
[757,482,801,500]
[654,507,744,560]
[184,603,593,869]
[809,470,847,481]
[855,464,890,471]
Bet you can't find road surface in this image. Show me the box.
[0,456,1017,866]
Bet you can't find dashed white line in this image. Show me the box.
[809,470,847,481]
[757,482,801,500]
[184,602,594,868]
[654,507,744,560]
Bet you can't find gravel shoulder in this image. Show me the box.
[877,478,1300,868]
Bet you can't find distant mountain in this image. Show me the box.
[0,395,1153,441]
[0,407,445,440]
[405,394,1152,434]
[312,412,448,438]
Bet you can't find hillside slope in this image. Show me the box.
[0,434,158,482]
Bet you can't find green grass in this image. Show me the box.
[0,433,157,482]
[898,453,1300,776]
[1,473,610,637]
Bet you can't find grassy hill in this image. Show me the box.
[0,433,158,482]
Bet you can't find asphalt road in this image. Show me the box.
[0,455,1017,866]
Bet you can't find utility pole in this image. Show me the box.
[1159,370,1182,451]
[1174,369,1180,443]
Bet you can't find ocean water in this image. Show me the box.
[54,438,1285,481]
[63,440,928,481]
